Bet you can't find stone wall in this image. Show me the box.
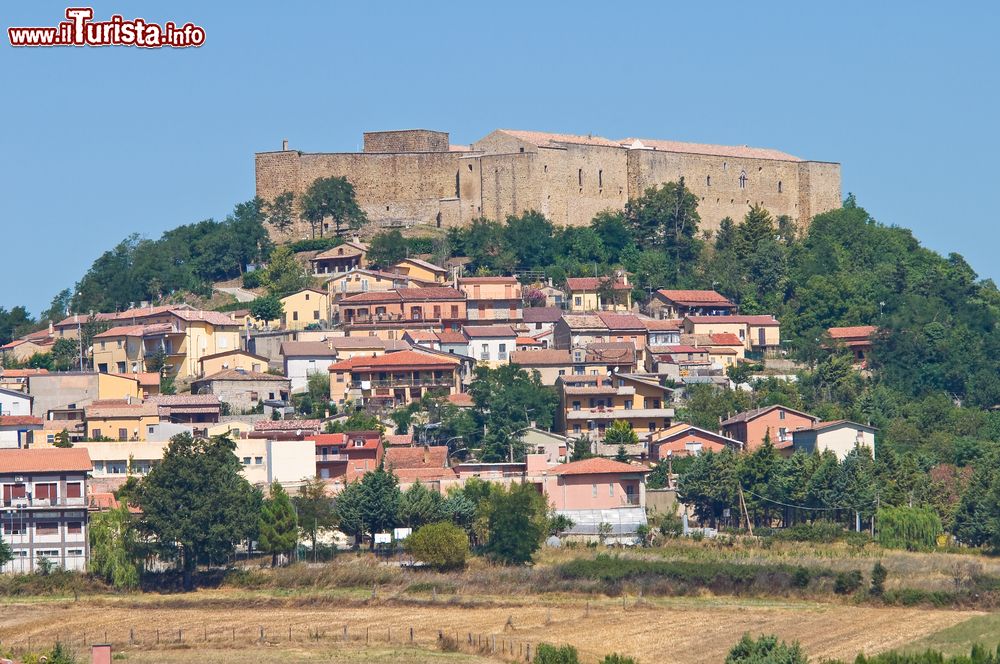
[363,130,449,153]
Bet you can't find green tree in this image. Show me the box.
[570,435,594,461]
[89,504,139,590]
[266,191,296,234]
[533,644,580,664]
[249,295,284,324]
[53,429,72,448]
[604,421,639,447]
[259,482,298,566]
[293,477,337,561]
[359,465,401,547]
[334,480,365,548]
[623,178,701,278]
[469,364,558,462]
[397,481,445,528]
[41,288,73,324]
[259,246,312,298]
[137,433,260,590]
[0,528,12,570]
[483,483,547,565]
[300,176,367,238]
[367,230,409,267]
[51,337,80,372]
[404,522,469,571]
[725,634,807,664]
[504,210,556,270]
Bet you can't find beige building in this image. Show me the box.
[683,315,780,353]
[84,400,159,442]
[198,349,269,377]
[280,288,330,330]
[565,277,633,312]
[256,129,839,238]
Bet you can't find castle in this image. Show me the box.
[255,129,840,238]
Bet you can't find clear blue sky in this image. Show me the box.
[3,1,998,315]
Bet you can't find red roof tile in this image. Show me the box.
[463,325,516,338]
[328,350,460,372]
[656,289,734,305]
[686,315,780,326]
[0,448,92,473]
[0,416,42,427]
[565,277,630,291]
[709,333,744,346]
[828,326,878,339]
[384,446,448,469]
[1,369,50,377]
[447,392,474,407]
[550,457,648,476]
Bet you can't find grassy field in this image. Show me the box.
[1,542,998,663]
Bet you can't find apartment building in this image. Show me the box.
[328,349,461,407]
[458,276,522,322]
[557,372,674,442]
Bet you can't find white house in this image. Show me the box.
[279,341,338,393]
[0,387,32,417]
[463,325,517,367]
[791,420,877,460]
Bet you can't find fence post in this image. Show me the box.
[387,627,391,643]
[366,627,369,644]
[129,627,134,645]
[410,627,413,643]
[178,629,182,644]
[260,626,265,641]
[343,624,348,641]
[232,627,235,642]
[289,626,292,642]
[156,629,159,645]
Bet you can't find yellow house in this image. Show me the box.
[683,315,781,352]
[198,349,270,377]
[84,400,159,441]
[392,258,447,285]
[280,288,330,330]
[91,310,242,381]
[558,372,674,441]
[565,277,633,312]
[326,269,411,300]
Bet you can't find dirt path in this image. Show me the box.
[0,593,980,663]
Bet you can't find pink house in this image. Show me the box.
[544,457,648,510]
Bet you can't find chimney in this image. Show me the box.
[282,139,289,151]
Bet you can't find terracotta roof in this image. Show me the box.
[828,326,878,340]
[148,394,220,407]
[199,349,270,363]
[794,419,877,433]
[0,415,42,427]
[447,392,474,408]
[338,291,402,305]
[280,341,338,358]
[393,467,458,482]
[650,345,705,355]
[396,257,447,273]
[651,423,744,447]
[0,448,92,474]
[328,350,460,372]
[585,342,636,364]
[641,318,683,331]
[458,276,518,284]
[254,419,322,432]
[167,309,240,326]
[93,323,176,339]
[522,307,563,323]
[549,457,648,476]
[85,401,158,419]
[463,324,516,339]
[384,446,448,469]
[510,349,571,366]
[516,336,543,345]
[561,314,606,329]
[313,244,365,260]
[497,129,622,149]
[686,315,779,326]
[596,313,645,331]
[329,337,390,349]
[386,433,414,445]
[404,330,440,342]
[1,369,50,377]
[435,330,467,344]
[282,287,328,299]
[305,433,346,445]
[197,369,289,382]
[656,289,734,306]
[397,287,464,301]
[565,277,630,291]
[720,405,817,427]
[709,333,744,346]
[621,137,802,162]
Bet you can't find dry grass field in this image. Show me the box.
[0,590,983,664]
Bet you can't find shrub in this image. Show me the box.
[288,237,342,253]
[405,522,469,571]
[771,521,844,543]
[601,655,639,664]
[834,570,863,595]
[241,270,262,289]
[726,634,807,664]
[534,643,580,664]
[877,507,942,551]
[870,561,887,596]
[792,566,810,588]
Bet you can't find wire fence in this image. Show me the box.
[2,622,539,662]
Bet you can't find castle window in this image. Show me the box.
[739,171,747,189]
[598,170,603,189]
[578,169,583,186]
[455,171,460,198]
[777,181,783,193]
[468,163,473,171]
[519,147,524,153]
[544,165,548,173]
[706,175,711,187]
[723,162,728,171]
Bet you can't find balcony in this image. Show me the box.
[317,453,349,462]
[2,496,86,509]
[351,377,454,389]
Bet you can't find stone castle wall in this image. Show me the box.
[256,130,840,240]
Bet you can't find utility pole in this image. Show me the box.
[738,484,753,537]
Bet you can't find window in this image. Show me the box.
[118,428,128,441]
[648,422,656,432]
[573,424,581,434]
[92,428,101,439]
[706,175,711,187]
[293,311,299,321]
[313,310,320,320]
[35,483,57,501]
[779,427,788,441]
[558,369,566,376]
[592,484,597,497]
[739,171,747,189]
[779,410,786,420]
[578,169,583,186]
[305,293,310,301]
[455,171,460,197]
[67,522,83,535]
[598,170,603,189]
[609,482,615,496]
[3,520,25,535]
[46,434,54,444]
[67,549,84,556]
[36,549,60,558]
[254,457,263,465]
[36,522,59,536]
[777,181,783,193]
[65,482,82,499]
[574,296,582,306]
[242,457,251,465]
[624,399,632,410]
[450,305,459,318]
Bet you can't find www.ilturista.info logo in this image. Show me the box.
[8,7,205,48]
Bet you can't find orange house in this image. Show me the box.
[648,423,743,459]
[458,276,523,322]
[328,349,461,407]
[720,405,818,452]
[336,287,466,331]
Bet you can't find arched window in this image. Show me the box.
[706,175,711,187]
[777,181,783,193]
[738,171,747,189]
